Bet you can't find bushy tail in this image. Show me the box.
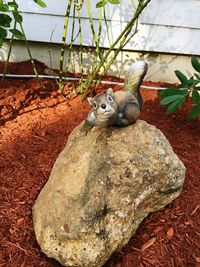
[124,61,148,110]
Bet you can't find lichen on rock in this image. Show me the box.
[32,120,186,267]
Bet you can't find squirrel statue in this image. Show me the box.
[85,61,148,127]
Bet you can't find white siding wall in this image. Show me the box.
[13,0,200,56]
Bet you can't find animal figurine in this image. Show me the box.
[85,61,148,127]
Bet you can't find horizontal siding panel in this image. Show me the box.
[141,0,200,29]
[17,0,134,22]
[17,0,200,29]
[8,13,200,55]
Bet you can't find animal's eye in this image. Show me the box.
[107,95,113,102]
[93,101,97,109]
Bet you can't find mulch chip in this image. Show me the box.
[0,61,199,267]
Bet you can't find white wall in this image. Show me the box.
[10,0,200,55]
[1,40,198,83]
[2,0,200,82]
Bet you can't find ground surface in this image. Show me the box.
[0,61,200,267]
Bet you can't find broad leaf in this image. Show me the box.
[0,13,12,27]
[0,26,7,38]
[0,36,3,47]
[33,0,47,8]
[176,84,189,89]
[192,90,200,104]
[0,3,9,11]
[159,88,189,99]
[188,104,200,120]
[8,2,18,9]
[96,0,108,7]
[160,94,184,105]
[194,73,200,80]
[159,88,182,98]
[175,70,189,85]
[108,0,120,4]
[9,28,25,39]
[166,97,185,115]
[191,56,200,73]
[188,78,200,87]
[12,11,23,23]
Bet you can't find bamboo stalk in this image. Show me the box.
[103,7,112,47]
[67,3,76,72]
[86,0,103,67]
[77,9,84,93]
[59,0,72,93]
[100,19,139,79]
[82,0,151,98]
[86,0,98,48]
[3,1,43,87]
[3,20,16,79]
[19,23,45,88]
[93,22,139,90]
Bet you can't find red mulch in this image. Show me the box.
[0,61,200,267]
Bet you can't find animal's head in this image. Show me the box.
[86,88,117,126]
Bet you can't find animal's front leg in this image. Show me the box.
[80,120,94,134]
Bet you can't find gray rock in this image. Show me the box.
[32,120,185,267]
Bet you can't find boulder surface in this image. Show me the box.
[32,120,185,267]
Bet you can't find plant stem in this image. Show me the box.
[3,20,16,79]
[86,0,103,66]
[59,0,72,92]
[103,7,112,47]
[86,0,97,48]
[67,3,76,72]
[19,24,44,88]
[77,9,84,93]
[4,2,42,87]
[82,0,151,98]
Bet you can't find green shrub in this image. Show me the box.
[159,56,200,119]
[0,0,46,46]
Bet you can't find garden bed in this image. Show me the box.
[0,61,199,267]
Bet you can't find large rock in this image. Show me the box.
[32,120,185,267]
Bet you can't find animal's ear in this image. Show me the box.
[106,88,113,95]
[87,97,93,106]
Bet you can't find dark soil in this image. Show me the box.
[0,61,199,267]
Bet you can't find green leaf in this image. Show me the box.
[0,13,12,27]
[159,88,189,99]
[188,78,200,87]
[0,37,3,47]
[191,56,200,73]
[12,11,23,23]
[195,87,200,91]
[160,94,185,105]
[0,3,9,11]
[166,97,185,115]
[175,70,189,85]
[188,104,200,120]
[194,73,200,80]
[158,88,181,98]
[33,0,47,8]
[108,0,120,4]
[192,90,200,104]
[9,28,25,40]
[96,0,108,8]
[8,2,18,9]
[0,26,7,38]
